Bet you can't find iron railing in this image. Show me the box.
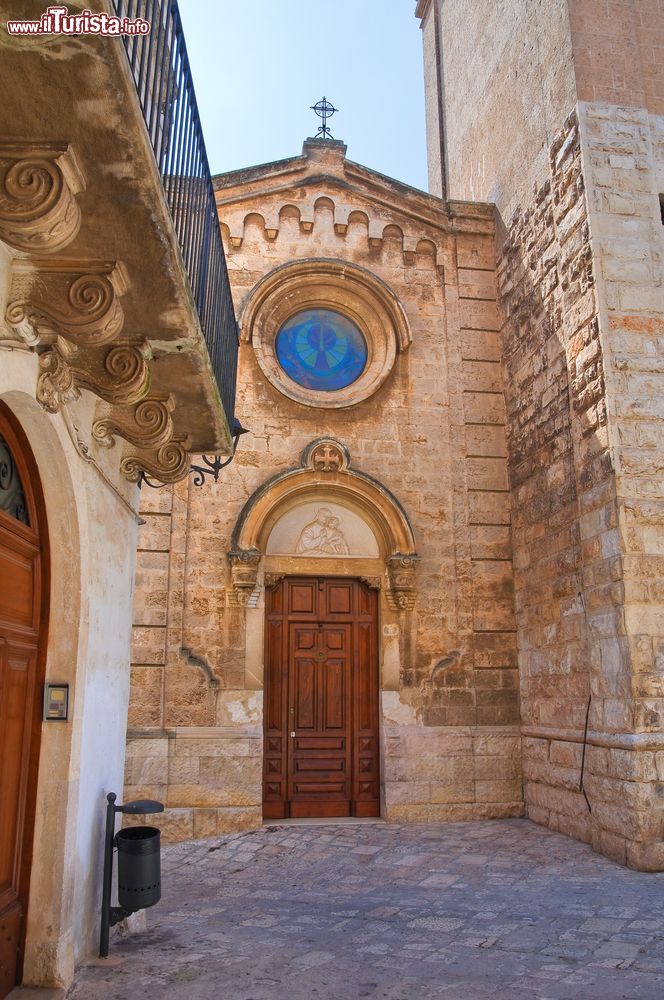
[111,0,238,427]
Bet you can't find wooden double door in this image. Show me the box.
[0,406,47,999]
[263,577,380,819]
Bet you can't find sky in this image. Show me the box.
[178,0,429,192]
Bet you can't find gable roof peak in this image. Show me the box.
[302,137,348,161]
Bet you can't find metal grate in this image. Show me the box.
[111,0,238,426]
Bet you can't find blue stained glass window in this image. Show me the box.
[275,309,368,391]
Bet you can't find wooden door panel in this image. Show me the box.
[0,904,21,1000]
[356,621,375,732]
[293,659,315,730]
[0,640,35,898]
[263,578,379,819]
[289,581,316,615]
[323,661,344,729]
[0,410,47,999]
[263,610,287,817]
[352,596,380,815]
[288,622,351,814]
[0,540,35,631]
[325,582,353,616]
[296,736,344,750]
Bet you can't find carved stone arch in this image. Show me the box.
[229,438,418,609]
[238,257,412,409]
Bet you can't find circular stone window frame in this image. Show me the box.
[239,258,412,409]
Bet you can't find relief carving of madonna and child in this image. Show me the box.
[295,507,350,556]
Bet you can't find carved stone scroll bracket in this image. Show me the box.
[36,346,80,413]
[36,341,151,414]
[228,549,261,607]
[92,394,174,450]
[264,572,286,590]
[360,576,382,591]
[386,553,420,611]
[6,259,127,349]
[73,342,151,406]
[302,437,350,473]
[0,142,85,254]
[120,437,190,484]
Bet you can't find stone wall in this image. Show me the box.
[498,109,605,847]
[126,141,522,838]
[418,0,577,215]
[569,0,664,114]
[578,100,664,869]
[419,0,664,870]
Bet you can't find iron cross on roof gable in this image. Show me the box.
[310,96,339,139]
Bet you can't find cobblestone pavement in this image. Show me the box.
[67,819,664,1000]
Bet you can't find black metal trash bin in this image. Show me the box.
[115,826,161,911]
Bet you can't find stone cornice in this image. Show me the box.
[521,725,664,751]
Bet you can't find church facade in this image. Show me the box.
[126,0,664,874]
[126,138,523,836]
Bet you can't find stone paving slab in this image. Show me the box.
[67,819,664,1000]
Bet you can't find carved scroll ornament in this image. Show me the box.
[0,141,194,487]
[6,261,126,348]
[92,395,174,450]
[120,439,190,485]
[0,143,84,254]
[36,343,151,414]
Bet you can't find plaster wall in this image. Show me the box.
[126,143,522,839]
[0,336,139,983]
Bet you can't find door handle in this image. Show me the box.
[290,731,295,738]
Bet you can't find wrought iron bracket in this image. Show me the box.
[138,421,248,489]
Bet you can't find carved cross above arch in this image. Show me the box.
[302,437,350,473]
[311,443,343,472]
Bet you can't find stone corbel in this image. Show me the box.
[386,554,420,611]
[360,576,382,591]
[6,259,127,349]
[264,572,286,590]
[228,549,261,607]
[120,438,190,485]
[92,394,174,450]
[0,142,84,254]
[36,342,151,413]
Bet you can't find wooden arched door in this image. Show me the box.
[0,404,48,999]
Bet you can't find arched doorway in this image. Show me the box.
[229,438,419,822]
[0,402,49,999]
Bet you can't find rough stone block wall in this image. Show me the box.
[498,103,664,869]
[578,100,664,869]
[497,110,600,847]
[419,0,664,873]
